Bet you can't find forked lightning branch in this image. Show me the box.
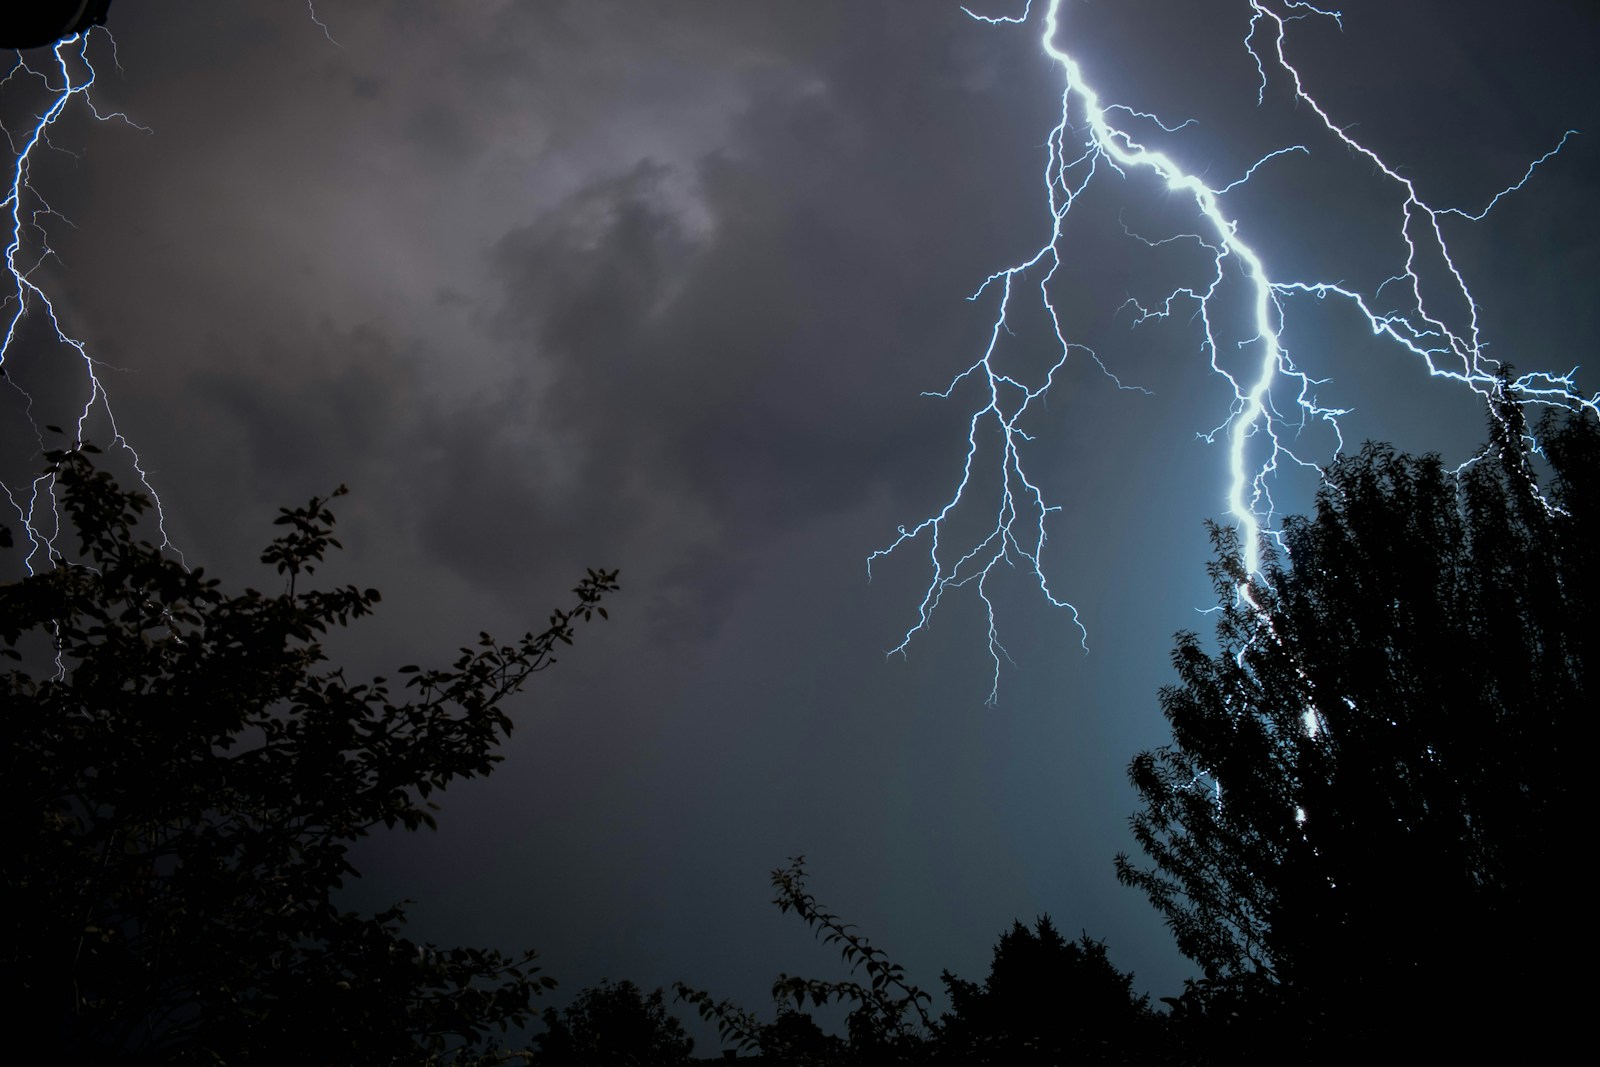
[869,0,1594,703]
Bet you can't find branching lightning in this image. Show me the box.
[873,0,1595,703]
[4,12,339,576]
[1,29,174,574]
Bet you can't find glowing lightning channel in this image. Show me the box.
[871,0,1595,703]
[1,30,176,574]
[4,12,339,577]
[307,2,341,48]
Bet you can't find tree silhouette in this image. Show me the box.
[935,917,1155,1065]
[675,857,933,1064]
[758,1009,847,1064]
[1116,403,1595,1059]
[532,979,694,1066]
[2,444,618,1064]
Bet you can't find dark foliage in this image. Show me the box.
[757,1010,847,1064]
[935,917,1155,1064]
[532,979,694,1066]
[676,858,933,1065]
[679,871,1160,1066]
[1116,404,1596,1060]
[1,445,618,1064]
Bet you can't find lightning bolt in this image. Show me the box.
[4,11,340,576]
[872,0,1595,703]
[1,29,175,574]
[307,2,341,48]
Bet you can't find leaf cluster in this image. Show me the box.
[1,445,619,1064]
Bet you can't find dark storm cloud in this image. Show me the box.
[55,2,1076,632]
[189,323,416,495]
[399,6,1061,624]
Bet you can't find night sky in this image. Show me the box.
[5,0,1597,1046]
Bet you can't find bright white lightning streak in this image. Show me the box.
[1,30,176,574]
[4,13,338,577]
[872,0,1594,704]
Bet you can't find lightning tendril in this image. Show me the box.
[4,11,340,575]
[1,30,174,574]
[873,0,1594,703]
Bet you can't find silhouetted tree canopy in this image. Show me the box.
[758,1009,847,1064]
[1116,403,1596,1060]
[532,979,694,1066]
[935,917,1155,1065]
[679,879,1158,1065]
[1,444,618,1064]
